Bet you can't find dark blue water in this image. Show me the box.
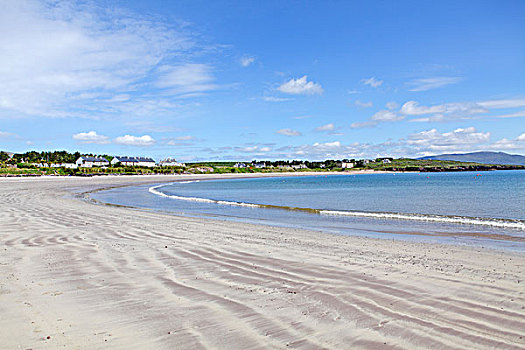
[91,171,525,251]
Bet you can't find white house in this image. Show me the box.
[382,159,392,164]
[159,158,185,167]
[252,162,266,169]
[233,162,247,168]
[76,156,109,168]
[341,162,354,169]
[111,156,156,167]
[291,163,308,170]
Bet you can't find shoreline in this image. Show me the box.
[1,175,524,348]
[89,173,525,251]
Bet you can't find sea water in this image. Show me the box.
[91,171,525,251]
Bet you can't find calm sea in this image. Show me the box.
[91,171,525,251]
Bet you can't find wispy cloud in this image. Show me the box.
[477,98,525,109]
[0,1,207,119]
[240,56,255,67]
[386,102,398,110]
[277,76,323,95]
[276,128,302,136]
[351,97,525,128]
[293,115,312,119]
[355,100,373,108]
[0,131,12,138]
[407,77,463,92]
[361,77,383,88]
[155,64,217,95]
[175,135,195,141]
[72,131,110,144]
[263,96,292,102]
[315,123,335,132]
[350,121,378,129]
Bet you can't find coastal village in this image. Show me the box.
[0,150,387,174]
[1,150,523,176]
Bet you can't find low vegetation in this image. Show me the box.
[0,151,523,177]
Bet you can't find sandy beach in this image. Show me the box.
[0,174,524,349]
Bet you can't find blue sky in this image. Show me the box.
[0,0,524,161]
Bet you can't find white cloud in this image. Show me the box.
[0,1,200,119]
[315,141,341,148]
[236,146,258,152]
[371,110,403,122]
[351,110,403,128]
[484,137,525,150]
[276,128,302,136]
[355,100,373,108]
[114,134,155,146]
[72,131,109,144]
[401,101,488,116]
[200,127,524,160]
[277,76,323,95]
[407,77,463,92]
[0,131,12,137]
[354,97,525,128]
[400,101,446,115]
[240,56,255,67]
[407,127,490,152]
[353,97,525,128]
[361,77,383,88]
[315,123,335,132]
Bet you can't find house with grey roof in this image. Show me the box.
[75,156,109,168]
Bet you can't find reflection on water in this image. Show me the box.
[91,171,525,251]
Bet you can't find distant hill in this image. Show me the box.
[419,151,525,165]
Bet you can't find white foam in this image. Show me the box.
[149,185,259,208]
[149,184,525,230]
[320,210,525,230]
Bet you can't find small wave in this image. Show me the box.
[149,185,259,208]
[320,210,525,230]
[148,185,525,230]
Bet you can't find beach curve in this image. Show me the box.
[0,174,524,349]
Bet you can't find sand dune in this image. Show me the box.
[0,175,524,349]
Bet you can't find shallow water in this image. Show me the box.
[91,171,525,251]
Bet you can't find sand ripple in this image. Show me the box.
[0,175,524,349]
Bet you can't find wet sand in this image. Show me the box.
[1,174,524,349]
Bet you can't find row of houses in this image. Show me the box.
[234,160,356,170]
[74,156,185,168]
